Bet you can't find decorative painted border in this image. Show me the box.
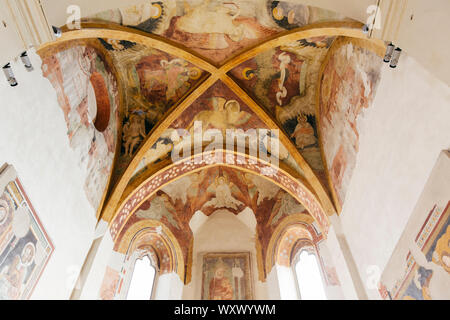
[109,150,330,241]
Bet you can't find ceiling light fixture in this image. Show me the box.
[389,47,402,68]
[52,26,62,38]
[3,63,18,87]
[20,52,34,72]
[383,43,395,63]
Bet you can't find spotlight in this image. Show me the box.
[389,48,402,68]
[52,26,62,38]
[20,52,33,72]
[362,24,370,34]
[3,63,18,87]
[384,43,395,63]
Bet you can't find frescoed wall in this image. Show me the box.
[380,151,450,300]
[106,161,330,293]
[90,1,350,65]
[0,165,54,300]
[318,38,382,207]
[41,44,119,211]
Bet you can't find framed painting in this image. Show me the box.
[0,164,54,300]
[201,252,253,300]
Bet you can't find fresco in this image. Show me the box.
[90,0,352,64]
[229,37,335,186]
[389,202,450,300]
[132,80,298,178]
[319,39,382,207]
[202,252,252,300]
[379,152,450,300]
[97,39,206,178]
[41,45,119,211]
[112,160,322,283]
[0,165,54,300]
[267,0,348,30]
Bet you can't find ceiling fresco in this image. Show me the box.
[96,38,208,180]
[130,80,306,181]
[88,0,351,65]
[229,35,335,186]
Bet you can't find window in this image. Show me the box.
[126,256,156,300]
[294,250,327,300]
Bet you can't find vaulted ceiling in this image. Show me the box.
[37,1,385,280]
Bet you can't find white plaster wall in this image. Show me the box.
[265,267,281,300]
[183,210,268,300]
[339,54,450,299]
[155,272,184,300]
[324,222,360,300]
[274,265,298,300]
[0,50,97,299]
[79,222,114,300]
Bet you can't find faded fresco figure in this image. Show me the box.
[188,98,252,135]
[204,176,244,210]
[123,114,147,156]
[209,263,233,300]
[291,114,317,150]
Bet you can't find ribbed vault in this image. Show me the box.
[36,2,386,285]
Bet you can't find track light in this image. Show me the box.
[384,43,395,63]
[3,63,18,87]
[362,24,370,34]
[52,26,62,38]
[389,48,402,68]
[20,52,33,72]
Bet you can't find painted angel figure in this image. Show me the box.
[136,194,179,229]
[291,114,317,150]
[204,176,243,210]
[123,114,146,156]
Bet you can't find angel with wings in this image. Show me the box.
[204,175,243,210]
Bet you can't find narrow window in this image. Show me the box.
[294,250,327,300]
[126,256,156,300]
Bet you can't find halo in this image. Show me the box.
[21,242,36,267]
[242,67,255,80]
[189,67,202,80]
[272,6,284,21]
[0,199,10,226]
[150,3,162,19]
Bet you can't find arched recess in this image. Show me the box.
[109,150,331,244]
[116,220,185,281]
[264,213,342,299]
[265,214,322,275]
[98,219,185,300]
